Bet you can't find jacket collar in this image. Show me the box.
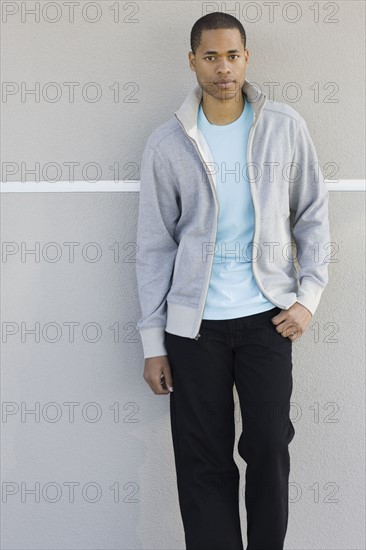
[174,79,267,138]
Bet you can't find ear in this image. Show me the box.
[188,52,196,72]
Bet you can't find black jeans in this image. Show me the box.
[165,306,295,550]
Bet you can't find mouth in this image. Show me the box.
[215,80,235,89]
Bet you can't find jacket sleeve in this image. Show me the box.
[289,117,331,316]
[135,142,180,358]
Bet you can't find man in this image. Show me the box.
[136,11,330,550]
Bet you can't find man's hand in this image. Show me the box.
[143,355,174,395]
[271,302,312,341]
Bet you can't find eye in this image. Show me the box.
[204,55,240,61]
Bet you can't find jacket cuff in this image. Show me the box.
[295,277,326,316]
[139,326,168,359]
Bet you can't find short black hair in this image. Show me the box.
[190,12,246,55]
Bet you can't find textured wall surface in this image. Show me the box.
[1,1,365,549]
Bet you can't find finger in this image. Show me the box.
[278,320,302,338]
[146,374,169,395]
[160,371,174,393]
[162,368,174,392]
[289,331,301,342]
[157,373,171,395]
[271,311,285,325]
[285,323,303,341]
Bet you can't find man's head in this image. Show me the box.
[190,12,246,55]
[189,12,249,103]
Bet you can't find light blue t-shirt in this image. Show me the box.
[197,96,276,319]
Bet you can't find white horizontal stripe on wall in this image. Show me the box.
[0,180,365,193]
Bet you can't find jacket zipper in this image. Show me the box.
[245,109,288,310]
[187,134,219,340]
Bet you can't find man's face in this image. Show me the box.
[188,28,249,102]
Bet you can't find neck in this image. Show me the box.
[201,89,245,125]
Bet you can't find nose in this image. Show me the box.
[216,58,232,75]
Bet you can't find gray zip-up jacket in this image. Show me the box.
[136,79,331,359]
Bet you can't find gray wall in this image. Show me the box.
[1,2,365,549]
